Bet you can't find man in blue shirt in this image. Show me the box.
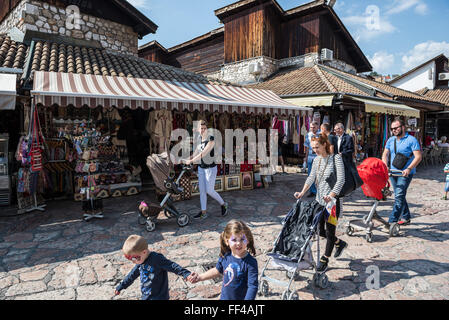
[382,119,422,226]
[304,121,320,197]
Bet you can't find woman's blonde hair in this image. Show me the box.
[219,220,256,257]
[311,133,332,154]
[122,235,148,255]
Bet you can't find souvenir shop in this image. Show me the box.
[292,96,422,162]
[21,71,308,213]
[0,72,23,208]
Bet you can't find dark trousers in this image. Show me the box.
[319,198,341,257]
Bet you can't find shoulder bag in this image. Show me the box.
[392,139,411,170]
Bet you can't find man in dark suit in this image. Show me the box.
[333,123,355,163]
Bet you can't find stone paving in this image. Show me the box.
[0,165,448,300]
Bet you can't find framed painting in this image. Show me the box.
[190,179,200,196]
[215,177,224,192]
[225,175,241,191]
[241,171,254,190]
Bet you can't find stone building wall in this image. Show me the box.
[0,0,139,56]
[208,52,356,85]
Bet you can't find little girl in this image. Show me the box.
[191,220,259,300]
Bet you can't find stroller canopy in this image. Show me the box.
[146,152,174,193]
[357,158,389,200]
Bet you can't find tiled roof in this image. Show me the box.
[249,64,445,106]
[0,34,28,70]
[29,39,223,85]
[418,88,449,107]
[248,65,371,97]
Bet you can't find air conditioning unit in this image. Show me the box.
[249,62,262,75]
[321,48,333,61]
[438,73,449,81]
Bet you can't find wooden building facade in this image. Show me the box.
[139,0,371,76]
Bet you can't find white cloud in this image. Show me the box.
[126,0,148,8]
[401,41,449,72]
[342,8,397,42]
[368,51,396,74]
[386,0,428,16]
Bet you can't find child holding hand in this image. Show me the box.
[114,235,197,300]
[191,220,258,300]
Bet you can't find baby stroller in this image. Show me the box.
[258,200,330,300]
[138,151,192,232]
[345,158,401,243]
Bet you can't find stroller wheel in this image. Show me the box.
[259,280,269,297]
[389,223,400,237]
[288,291,299,300]
[145,220,156,232]
[138,215,147,225]
[177,214,190,227]
[313,273,329,289]
[365,233,373,243]
[345,226,354,236]
[281,290,291,300]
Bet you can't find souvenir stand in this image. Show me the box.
[30,71,310,210]
[16,101,47,213]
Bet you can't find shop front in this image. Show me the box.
[23,70,310,215]
[0,72,19,207]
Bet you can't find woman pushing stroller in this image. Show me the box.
[294,134,348,272]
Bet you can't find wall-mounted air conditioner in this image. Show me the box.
[438,73,449,81]
[249,63,262,75]
[321,48,333,61]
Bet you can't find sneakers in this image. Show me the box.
[221,202,229,217]
[317,256,329,273]
[193,211,208,220]
[398,219,411,226]
[334,240,348,258]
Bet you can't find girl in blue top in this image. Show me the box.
[191,220,259,300]
[444,163,449,200]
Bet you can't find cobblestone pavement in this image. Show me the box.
[0,165,448,300]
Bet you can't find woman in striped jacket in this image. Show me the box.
[294,134,348,273]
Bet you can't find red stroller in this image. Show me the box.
[344,158,401,243]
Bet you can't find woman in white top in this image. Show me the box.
[294,134,348,273]
[438,136,449,148]
[184,120,229,220]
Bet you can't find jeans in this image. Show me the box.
[389,174,413,223]
[198,166,225,212]
[307,155,317,194]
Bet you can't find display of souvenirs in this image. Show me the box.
[69,123,141,201]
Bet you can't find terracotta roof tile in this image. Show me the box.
[420,88,449,106]
[28,40,227,85]
[0,34,28,70]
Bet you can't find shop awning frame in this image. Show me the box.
[282,94,335,108]
[345,95,421,118]
[31,71,312,115]
[0,73,17,111]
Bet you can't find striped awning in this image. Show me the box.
[31,71,311,115]
[0,73,17,110]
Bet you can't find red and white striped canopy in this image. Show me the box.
[31,71,311,115]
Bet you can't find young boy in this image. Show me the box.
[114,235,196,300]
[444,163,449,200]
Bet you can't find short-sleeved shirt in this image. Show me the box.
[216,252,258,300]
[304,131,321,159]
[445,163,449,182]
[197,135,216,168]
[385,133,421,174]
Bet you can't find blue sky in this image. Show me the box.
[129,0,449,76]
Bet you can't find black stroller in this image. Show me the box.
[138,151,192,232]
[258,200,330,300]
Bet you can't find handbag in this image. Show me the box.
[392,139,411,170]
[326,155,363,198]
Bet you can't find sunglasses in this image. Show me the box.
[391,126,402,131]
[124,254,141,262]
